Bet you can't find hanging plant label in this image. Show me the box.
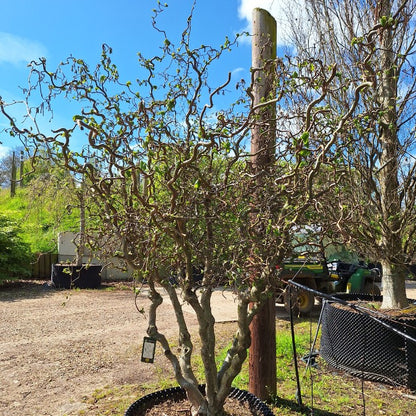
[141,337,156,363]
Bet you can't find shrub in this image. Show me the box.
[0,215,32,282]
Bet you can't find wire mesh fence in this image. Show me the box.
[285,281,416,415]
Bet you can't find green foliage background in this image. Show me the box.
[0,213,32,280]
[0,186,79,280]
[0,188,77,252]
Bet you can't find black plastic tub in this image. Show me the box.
[51,264,102,289]
[320,294,416,390]
[124,385,274,416]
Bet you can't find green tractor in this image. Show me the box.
[278,256,381,314]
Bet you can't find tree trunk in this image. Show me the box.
[377,0,408,309]
[381,261,408,309]
[75,182,86,267]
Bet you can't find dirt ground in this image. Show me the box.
[0,281,201,416]
[1,280,416,416]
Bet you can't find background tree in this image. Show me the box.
[0,5,359,415]
[0,152,13,187]
[284,0,416,309]
[0,215,32,283]
[27,157,90,261]
[0,147,26,189]
[0,153,81,254]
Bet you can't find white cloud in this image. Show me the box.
[0,144,11,159]
[238,0,306,46]
[231,67,244,77]
[0,32,47,65]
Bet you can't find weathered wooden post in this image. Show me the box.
[10,151,16,197]
[19,150,24,187]
[249,8,277,400]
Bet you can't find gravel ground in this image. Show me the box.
[1,280,415,416]
[0,281,199,416]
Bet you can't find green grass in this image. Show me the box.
[78,318,416,415]
[78,385,148,416]
[0,187,78,253]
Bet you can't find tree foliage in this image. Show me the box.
[0,4,361,415]
[0,215,32,282]
[0,154,81,253]
[0,152,13,187]
[0,147,27,188]
[283,0,416,308]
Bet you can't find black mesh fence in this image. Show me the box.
[287,281,416,392]
[320,295,416,389]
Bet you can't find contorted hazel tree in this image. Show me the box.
[284,0,416,309]
[0,5,361,415]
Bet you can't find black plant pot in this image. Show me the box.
[320,294,416,390]
[51,264,102,289]
[125,385,274,416]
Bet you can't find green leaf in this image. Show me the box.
[166,99,175,111]
[300,132,309,145]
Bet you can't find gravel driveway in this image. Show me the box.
[0,282,200,416]
[1,280,415,416]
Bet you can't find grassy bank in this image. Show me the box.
[78,318,416,416]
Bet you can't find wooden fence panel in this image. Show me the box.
[31,253,58,279]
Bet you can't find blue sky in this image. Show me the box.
[0,0,292,158]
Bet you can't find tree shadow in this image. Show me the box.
[0,279,134,302]
[272,396,344,416]
[0,279,57,302]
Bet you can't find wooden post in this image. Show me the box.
[10,151,16,197]
[19,150,24,187]
[248,8,277,400]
